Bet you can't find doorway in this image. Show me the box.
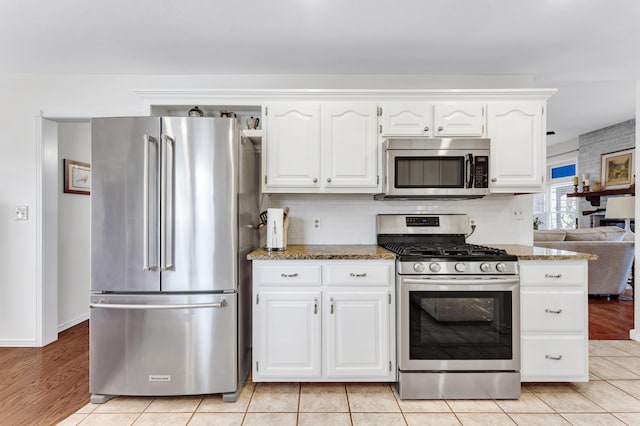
[39,117,91,345]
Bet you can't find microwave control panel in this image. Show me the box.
[474,156,489,188]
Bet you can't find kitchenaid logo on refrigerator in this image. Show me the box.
[148,375,171,382]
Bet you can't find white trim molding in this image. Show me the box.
[135,88,557,114]
[58,314,89,333]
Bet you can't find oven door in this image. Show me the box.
[399,276,520,372]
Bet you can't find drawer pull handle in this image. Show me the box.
[545,354,563,361]
[281,273,299,278]
[545,273,562,278]
[350,273,367,278]
[545,308,563,314]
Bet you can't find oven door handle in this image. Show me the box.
[402,277,520,287]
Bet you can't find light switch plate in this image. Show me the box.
[14,205,28,220]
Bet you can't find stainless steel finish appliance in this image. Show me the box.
[376,138,490,200]
[378,214,520,399]
[90,117,258,403]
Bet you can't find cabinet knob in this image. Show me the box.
[491,178,497,183]
[313,178,318,183]
[327,178,332,183]
[437,126,443,132]
[423,126,429,132]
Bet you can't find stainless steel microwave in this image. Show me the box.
[376,138,490,200]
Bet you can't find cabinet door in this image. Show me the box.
[254,291,322,379]
[381,102,432,136]
[265,102,321,190]
[488,102,544,192]
[321,102,379,191]
[434,103,485,137]
[325,290,390,378]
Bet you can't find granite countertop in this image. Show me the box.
[247,244,597,261]
[247,244,396,260]
[492,244,598,261]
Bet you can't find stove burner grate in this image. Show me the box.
[382,242,508,258]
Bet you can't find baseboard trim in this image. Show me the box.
[0,339,39,347]
[630,329,639,341]
[58,313,89,333]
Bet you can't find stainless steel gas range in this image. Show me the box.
[378,214,521,400]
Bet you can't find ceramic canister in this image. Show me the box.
[265,208,285,251]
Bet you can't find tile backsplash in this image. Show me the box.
[264,193,534,246]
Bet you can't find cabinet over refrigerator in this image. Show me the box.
[89,117,258,403]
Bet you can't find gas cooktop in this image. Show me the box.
[381,242,510,258]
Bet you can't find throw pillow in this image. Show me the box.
[565,231,624,241]
[533,231,566,241]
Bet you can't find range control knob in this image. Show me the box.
[413,263,425,272]
[455,263,466,273]
[429,262,441,272]
[480,263,491,272]
[496,263,508,272]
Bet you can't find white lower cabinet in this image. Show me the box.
[519,260,589,382]
[325,290,390,378]
[252,260,396,382]
[254,291,322,378]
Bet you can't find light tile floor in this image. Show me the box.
[59,341,640,426]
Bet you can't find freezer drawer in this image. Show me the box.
[90,293,237,397]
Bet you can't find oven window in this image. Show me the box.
[395,156,465,188]
[409,291,512,360]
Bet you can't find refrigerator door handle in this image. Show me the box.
[160,134,176,272]
[90,300,227,310]
[143,135,159,272]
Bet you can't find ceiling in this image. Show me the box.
[1,0,638,145]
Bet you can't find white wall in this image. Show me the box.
[269,194,533,246]
[547,138,578,161]
[0,73,534,345]
[57,122,91,331]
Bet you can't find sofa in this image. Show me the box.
[533,226,635,296]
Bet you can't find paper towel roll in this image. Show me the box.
[266,208,285,251]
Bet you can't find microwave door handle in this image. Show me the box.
[466,154,474,188]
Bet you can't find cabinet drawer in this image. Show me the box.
[325,264,390,285]
[521,263,585,285]
[521,336,587,381]
[254,265,322,286]
[521,292,586,332]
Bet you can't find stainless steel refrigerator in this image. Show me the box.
[89,117,258,403]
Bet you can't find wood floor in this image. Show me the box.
[0,321,89,426]
[588,295,635,340]
[0,298,635,425]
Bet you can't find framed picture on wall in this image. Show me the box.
[63,159,91,195]
[601,148,634,190]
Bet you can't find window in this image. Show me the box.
[535,160,578,230]
[549,182,577,229]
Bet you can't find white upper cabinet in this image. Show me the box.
[264,101,379,193]
[487,102,545,192]
[321,102,378,190]
[434,103,486,137]
[380,102,433,137]
[264,102,321,190]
